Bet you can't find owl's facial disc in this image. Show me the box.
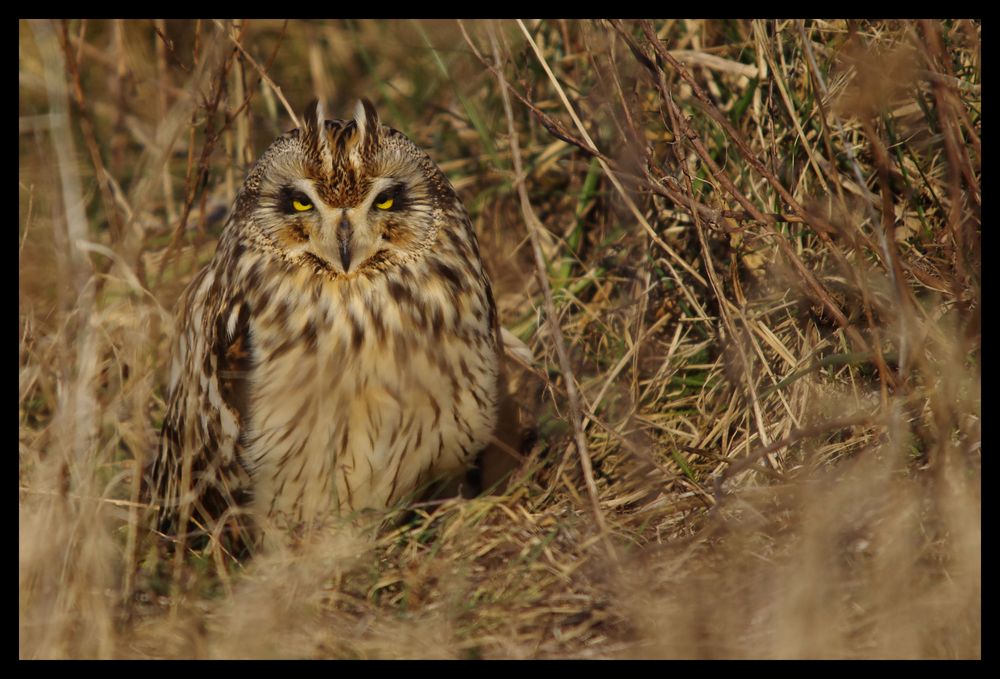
[326,178,407,274]
[260,99,436,276]
[280,176,411,275]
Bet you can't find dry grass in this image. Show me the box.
[19,19,980,659]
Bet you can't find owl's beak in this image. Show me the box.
[337,214,353,272]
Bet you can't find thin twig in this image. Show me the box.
[713,412,881,498]
[57,21,124,244]
[630,21,898,391]
[515,19,708,290]
[19,485,159,510]
[213,19,300,128]
[668,95,775,462]
[488,22,618,566]
[156,25,238,285]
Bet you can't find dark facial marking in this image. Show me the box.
[278,186,314,214]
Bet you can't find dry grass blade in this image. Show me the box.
[212,19,300,129]
[488,23,617,566]
[516,19,707,290]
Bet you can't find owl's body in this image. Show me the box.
[151,100,501,546]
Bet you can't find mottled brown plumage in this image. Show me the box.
[149,99,503,549]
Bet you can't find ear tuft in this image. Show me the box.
[316,100,329,129]
[301,99,333,164]
[353,98,381,146]
[305,99,321,129]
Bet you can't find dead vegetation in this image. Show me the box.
[19,19,980,659]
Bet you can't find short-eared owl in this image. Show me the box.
[150,99,503,548]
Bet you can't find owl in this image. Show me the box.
[149,99,505,551]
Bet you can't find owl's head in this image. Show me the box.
[236,99,455,276]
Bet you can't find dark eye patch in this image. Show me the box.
[279,186,315,213]
[372,183,406,212]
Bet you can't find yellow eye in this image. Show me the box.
[292,199,313,212]
[375,196,394,210]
